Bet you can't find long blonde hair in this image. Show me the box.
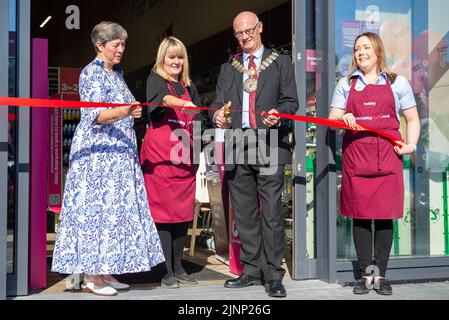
[152,36,191,86]
[348,32,397,84]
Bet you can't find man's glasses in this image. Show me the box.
[234,22,260,38]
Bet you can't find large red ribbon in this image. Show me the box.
[0,96,402,146]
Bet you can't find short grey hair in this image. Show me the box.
[91,21,128,53]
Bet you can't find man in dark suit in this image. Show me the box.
[210,11,298,298]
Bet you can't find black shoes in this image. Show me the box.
[175,272,198,284]
[224,274,287,298]
[224,274,262,288]
[353,278,370,295]
[162,272,198,288]
[353,276,393,295]
[374,277,393,295]
[161,274,180,288]
[264,280,287,298]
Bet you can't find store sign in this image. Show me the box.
[306,49,323,73]
[206,140,244,275]
[48,95,62,213]
[60,67,81,95]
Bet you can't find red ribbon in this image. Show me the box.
[0,96,130,109]
[265,112,402,147]
[0,96,402,146]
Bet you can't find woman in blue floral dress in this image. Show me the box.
[51,21,165,296]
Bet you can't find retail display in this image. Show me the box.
[62,109,80,170]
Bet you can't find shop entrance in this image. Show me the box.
[28,0,297,293]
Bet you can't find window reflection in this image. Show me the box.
[335,0,449,260]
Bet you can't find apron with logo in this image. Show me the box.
[340,78,404,219]
[140,81,196,223]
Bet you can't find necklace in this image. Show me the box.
[231,51,280,93]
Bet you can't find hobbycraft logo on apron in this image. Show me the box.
[355,115,391,121]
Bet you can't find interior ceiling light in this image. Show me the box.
[39,16,52,28]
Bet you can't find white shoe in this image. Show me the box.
[81,282,118,296]
[103,280,130,291]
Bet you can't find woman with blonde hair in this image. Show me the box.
[328,32,420,295]
[141,36,201,288]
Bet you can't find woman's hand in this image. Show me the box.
[129,102,142,119]
[181,101,200,115]
[394,141,416,156]
[97,103,141,124]
[340,113,357,129]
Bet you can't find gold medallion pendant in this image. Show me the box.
[243,78,258,93]
[230,50,280,92]
[248,68,257,76]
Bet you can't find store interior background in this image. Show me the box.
[31,0,294,172]
[31,0,291,99]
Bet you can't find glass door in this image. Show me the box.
[290,0,319,280]
[7,0,17,279]
[300,0,449,284]
[0,0,10,301]
[6,0,30,297]
[332,0,449,281]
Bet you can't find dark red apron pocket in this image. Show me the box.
[343,140,382,177]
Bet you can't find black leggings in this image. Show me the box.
[353,219,393,278]
[156,222,189,277]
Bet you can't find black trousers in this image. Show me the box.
[228,163,286,282]
[353,219,394,278]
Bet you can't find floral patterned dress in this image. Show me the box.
[51,59,165,275]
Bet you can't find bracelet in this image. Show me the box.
[407,144,417,152]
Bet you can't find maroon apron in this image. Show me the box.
[140,81,196,223]
[340,78,404,219]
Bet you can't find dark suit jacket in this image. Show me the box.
[209,47,299,166]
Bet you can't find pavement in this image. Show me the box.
[8,245,449,301]
[12,278,449,300]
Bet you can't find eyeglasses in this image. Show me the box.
[234,22,260,38]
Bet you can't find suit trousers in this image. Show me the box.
[228,163,286,282]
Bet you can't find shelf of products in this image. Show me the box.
[62,109,80,169]
[282,164,293,245]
